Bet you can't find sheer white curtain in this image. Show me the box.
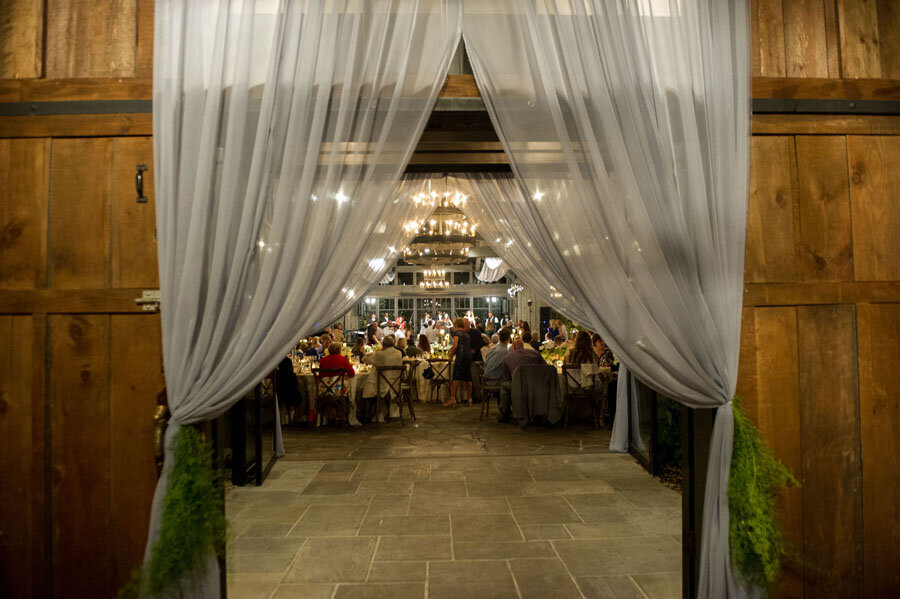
[463,1,749,597]
[476,257,509,282]
[150,0,461,594]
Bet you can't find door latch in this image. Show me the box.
[135,289,161,312]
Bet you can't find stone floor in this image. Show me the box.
[227,403,681,599]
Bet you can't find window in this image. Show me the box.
[397,272,414,286]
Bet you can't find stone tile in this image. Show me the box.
[527,465,587,481]
[632,572,681,598]
[284,537,377,583]
[509,558,582,599]
[226,550,297,574]
[412,481,467,497]
[288,504,367,537]
[357,480,414,495]
[553,536,681,577]
[519,480,615,496]
[465,481,523,497]
[428,560,518,599]
[450,514,523,542]
[300,480,361,495]
[227,574,282,599]
[388,464,432,481]
[563,493,631,511]
[408,495,509,516]
[508,496,580,525]
[368,494,411,517]
[233,535,307,554]
[228,489,300,506]
[321,462,359,472]
[236,520,298,538]
[606,476,680,508]
[359,514,449,536]
[565,521,645,539]
[290,493,373,507]
[375,535,452,561]
[312,471,353,482]
[454,540,555,559]
[576,576,645,599]
[624,507,682,536]
[367,561,427,582]
[520,524,572,540]
[270,583,336,599]
[334,582,425,599]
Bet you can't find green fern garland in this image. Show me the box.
[119,425,228,597]
[729,397,797,591]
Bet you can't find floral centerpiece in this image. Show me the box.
[541,345,567,363]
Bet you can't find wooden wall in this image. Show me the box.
[1,1,899,598]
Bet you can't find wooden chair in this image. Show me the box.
[400,360,418,421]
[481,375,502,421]
[311,368,349,426]
[374,365,407,425]
[562,364,603,430]
[427,358,452,403]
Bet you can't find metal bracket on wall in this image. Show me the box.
[135,289,161,312]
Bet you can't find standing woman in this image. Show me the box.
[446,317,473,407]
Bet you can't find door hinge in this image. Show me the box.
[135,289,161,312]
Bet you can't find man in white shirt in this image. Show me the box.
[424,320,438,345]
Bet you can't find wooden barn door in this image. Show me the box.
[0,135,163,598]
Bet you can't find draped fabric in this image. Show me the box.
[149,0,461,594]
[475,257,509,282]
[462,1,750,597]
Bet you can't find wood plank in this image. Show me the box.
[838,0,883,78]
[0,78,152,102]
[45,0,138,79]
[783,0,829,78]
[746,136,798,282]
[0,0,43,78]
[751,0,786,77]
[751,307,804,598]
[743,281,900,306]
[797,304,863,599]
[751,76,900,100]
[752,113,900,135]
[49,138,111,289]
[49,313,112,598]
[848,136,900,281]
[0,288,153,314]
[735,307,758,417]
[824,0,843,77]
[111,137,158,288]
[109,313,163,589]
[136,0,154,78]
[0,138,49,289]
[0,114,153,138]
[0,315,45,599]
[795,136,853,281]
[439,74,479,98]
[856,303,900,596]
[876,0,900,79]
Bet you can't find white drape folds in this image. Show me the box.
[462,1,749,597]
[476,257,509,282]
[150,0,461,594]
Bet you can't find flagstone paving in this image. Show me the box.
[227,402,681,598]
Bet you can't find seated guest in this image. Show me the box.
[304,337,321,356]
[480,333,496,361]
[417,333,431,356]
[365,322,378,345]
[318,342,355,378]
[498,338,547,422]
[521,331,541,353]
[361,335,404,418]
[374,324,386,343]
[483,328,512,380]
[553,336,566,350]
[403,334,424,358]
[395,336,409,355]
[591,333,614,367]
[565,331,598,366]
[331,323,345,344]
[545,318,560,342]
[351,337,366,360]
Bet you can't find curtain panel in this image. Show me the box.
[462,1,750,596]
[149,0,462,594]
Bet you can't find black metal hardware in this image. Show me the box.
[136,164,148,203]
